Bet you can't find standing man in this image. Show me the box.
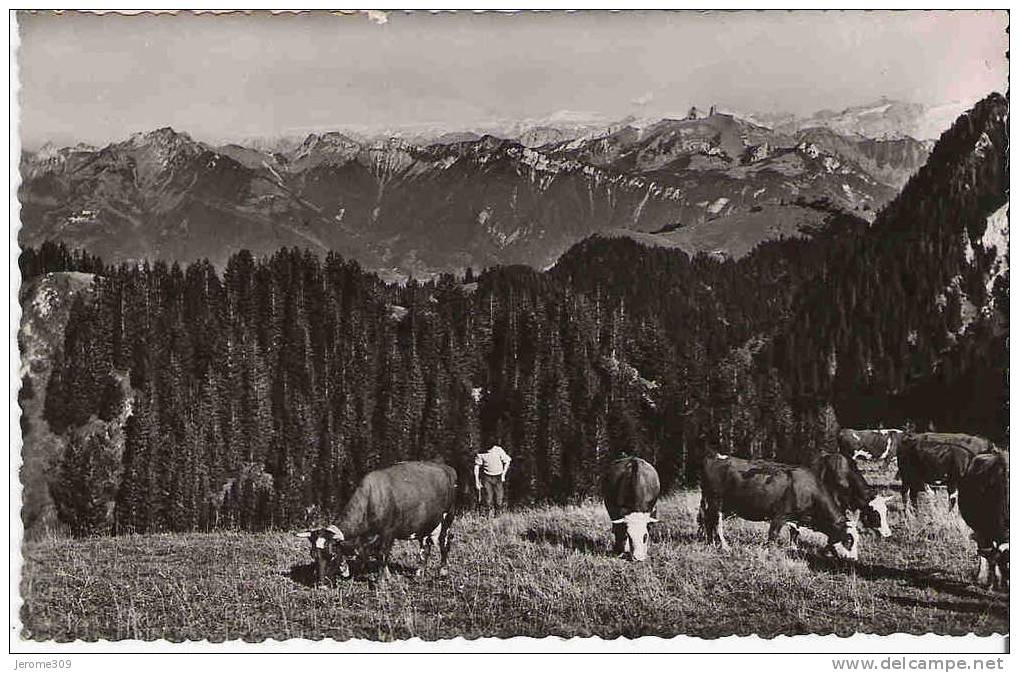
[474,444,512,517]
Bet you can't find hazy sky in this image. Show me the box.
[17,10,1009,148]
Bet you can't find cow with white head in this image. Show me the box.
[601,456,661,562]
[296,525,353,581]
[296,460,458,583]
[701,453,861,560]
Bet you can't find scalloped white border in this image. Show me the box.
[6,4,1011,658]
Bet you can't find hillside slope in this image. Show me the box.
[18,272,96,534]
[770,92,1008,434]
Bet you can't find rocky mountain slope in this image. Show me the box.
[18,272,95,534]
[19,108,934,277]
[777,92,1009,431]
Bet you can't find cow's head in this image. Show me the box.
[829,513,860,561]
[296,525,351,582]
[611,511,658,562]
[860,495,894,538]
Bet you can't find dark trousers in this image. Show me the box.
[480,473,505,515]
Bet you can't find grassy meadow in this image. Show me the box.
[20,466,1007,642]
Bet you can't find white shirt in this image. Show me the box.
[475,445,512,476]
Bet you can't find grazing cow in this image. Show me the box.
[897,433,990,511]
[958,451,1009,590]
[810,452,893,538]
[699,453,859,559]
[296,460,458,582]
[837,429,904,465]
[601,456,661,562]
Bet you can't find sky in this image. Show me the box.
[16,10,1009,148]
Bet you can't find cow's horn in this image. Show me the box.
[611,517,625,524]
[326,525,344,540]
[295,531,312,538]
[649,517,659,523]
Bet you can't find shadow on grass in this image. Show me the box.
[880,594,1008,620]
[651,526,703,545]
[522,522,702,555]
[522,526,605,554]
[803,553,999,602]
[284,561,322,587]
[284,560,420,587]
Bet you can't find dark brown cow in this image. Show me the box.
[897,433,993,511]
[958,451,1009,590]
[837,429,904,465]
[297,460,458,582]
[810,452,893,537]
[699,453,859,559]
[601,456,661,562]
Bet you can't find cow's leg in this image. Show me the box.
[378,537,395,579]
[902,483,920,514]
[701,498,728,551]
[946,483,959,511]
[768,517,788,545]
[416,539,431,578]
[416,522,442,577]
[611,521,627,556]
[976,554,992,587]
[698,497,719,544]
[994,551,1008,592]
[437,511,454,577]
[787,522,801,547]
[971,534,993,587]
[715,512,730,551]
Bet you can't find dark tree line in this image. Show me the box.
[26,240,842,536]
[20,94,1007,537]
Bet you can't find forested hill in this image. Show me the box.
[769,91,1008,434]
[549,91,1009,440]
[17,93,1008,537]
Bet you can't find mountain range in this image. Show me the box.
[19,98,953,279]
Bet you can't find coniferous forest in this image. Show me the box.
[19,93,1008,537]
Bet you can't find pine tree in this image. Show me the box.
[51,428,112,537]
